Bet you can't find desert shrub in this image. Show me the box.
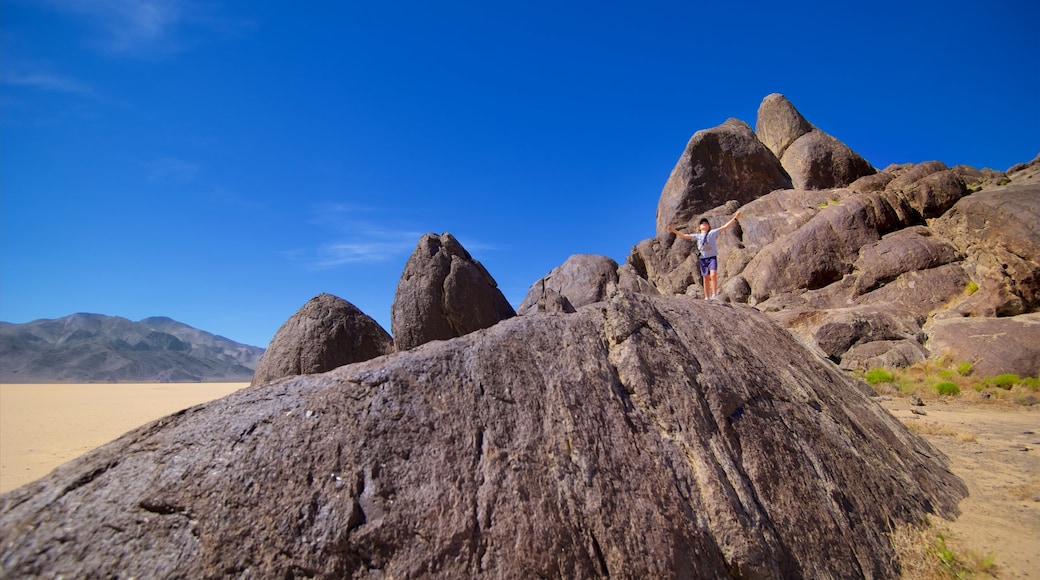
[933,382,960,396]
[1020,376,1039,391]
[864,368,896,385]
[955,361,973,376]
[964,281,979,295]
[989,374,1020,389]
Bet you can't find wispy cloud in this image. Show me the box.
[145,157,200,181]
[282,203,425,269]
[38,0,252,57]
[0,70,100,99]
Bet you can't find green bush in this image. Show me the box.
[956,361,973,376]
[990,374,1020,389]
[1020,377,1039,391]
[964,281,979,295]
[864,368,896,385]
[934,382,960,396]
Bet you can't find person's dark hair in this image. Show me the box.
[699,218,710,226]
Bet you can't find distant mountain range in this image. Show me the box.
[0,314,264,383]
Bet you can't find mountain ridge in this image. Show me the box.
[0,313,264,383]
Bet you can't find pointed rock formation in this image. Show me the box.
[251,293,393,386]
[755,92,815,159]
[0,292,965,578]
[756,94,875,190]
[391,233,515,350]
[517,254,655,315]
[656,118,791,234]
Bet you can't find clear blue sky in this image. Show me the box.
[2,1,1037,348]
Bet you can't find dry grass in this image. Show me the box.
[858,360,1039,409]
[891,518,999,579]
[903,420,977,442]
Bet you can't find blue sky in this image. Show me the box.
[2,1,1037,348]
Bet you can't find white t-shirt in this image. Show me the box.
[694,228,722,258]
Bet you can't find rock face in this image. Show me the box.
[250,293,393,386]
[392,233,516,350]
[656,118,791,235]
[926,314,1040,378]
[0,292,965,578]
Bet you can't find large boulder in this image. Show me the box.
[0,292,965,578]
[517,254,655,315]
[756,93,876,190]
[852,226,963,295]
[391,233,515,350]
[250,293,393,386]
[755,92,814,159]
[656,118,791,234]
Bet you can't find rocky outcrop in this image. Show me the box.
[930,184,1040,316]
[0,292,965,578]
[517,254,656,315]
[391,233,515,350]
[250,293,393,386]
[630,96,1040,376]
[756,94,876,190]
[925,313,1040,378]
[656,119,791,234]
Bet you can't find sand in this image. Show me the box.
[1,383,1037,576]
[0,382,247,494]
[881,398,1040,578]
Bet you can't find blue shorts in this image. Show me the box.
[699,256,718,277]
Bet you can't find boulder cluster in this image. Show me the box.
[3,93,1036,578]
[258,93,1038,381]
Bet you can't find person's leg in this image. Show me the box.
[708,270,718,298]
[700,259,711,301]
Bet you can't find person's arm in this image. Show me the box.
[667,224,693,240]
[718,210,742,232]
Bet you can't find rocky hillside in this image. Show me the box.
[0,313,263,383]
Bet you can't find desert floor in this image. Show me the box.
[881,397,1040,579]
[0,382,247,493]
[1,383,1037,577]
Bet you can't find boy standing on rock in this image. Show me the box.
[668,211,742,302]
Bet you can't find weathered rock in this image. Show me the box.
[517,254,621,315]
[849,171,896,194]
[391,233,515,350]
[755,93,814,159]
[250,293,393,386]
[755,93,875,190]
[0,292,966,578]
[930,184,1040,315]
[781,130,876,190]
[743,194,892,302]
[656,118,791,234]
[839,339,930,372]
[853,226,963,295]
[772,304,924,362]
[925,313,1040,378]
